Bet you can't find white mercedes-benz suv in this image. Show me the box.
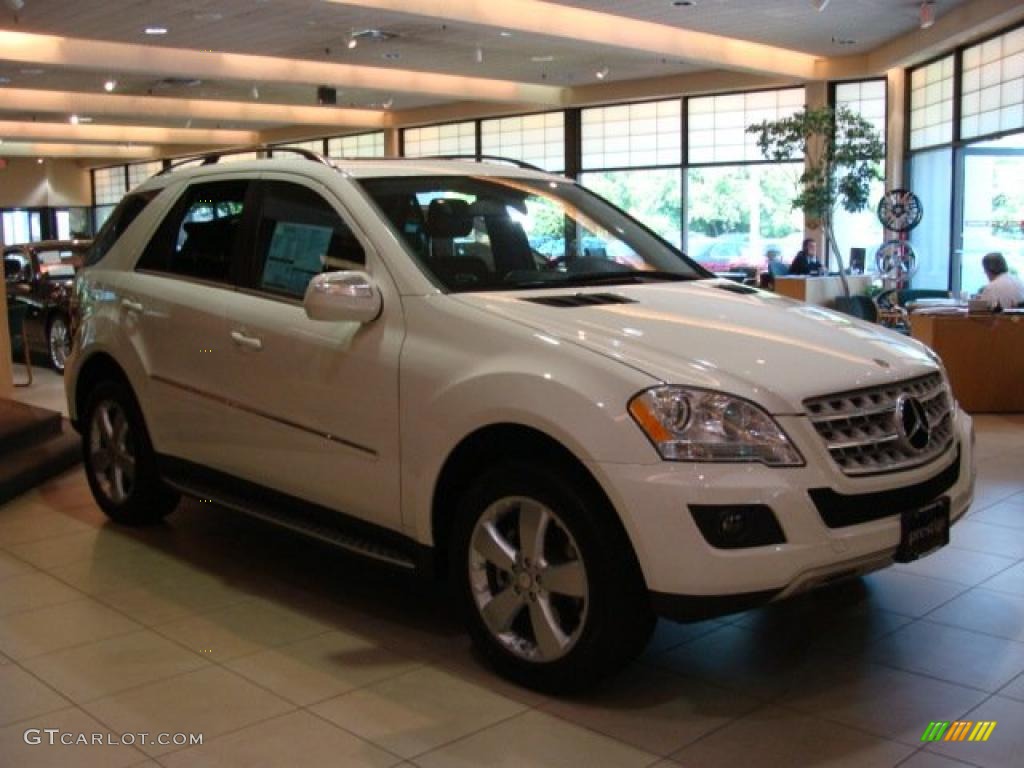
[67,150,974,691]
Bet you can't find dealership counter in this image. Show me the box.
[910,311,1024,413]
[773,275,874,306]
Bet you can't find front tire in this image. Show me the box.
[47,313,71,374]
[82,379,179,525]
[452,461,654,693]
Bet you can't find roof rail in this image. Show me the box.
[417,154,545,172]
[157,145,331,176]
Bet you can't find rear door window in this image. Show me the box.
[136,180,251,285]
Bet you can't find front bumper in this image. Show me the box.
[589,408,975,620]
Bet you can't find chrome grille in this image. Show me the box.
[804,373,954,476]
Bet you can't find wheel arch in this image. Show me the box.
[72,352,133,431]
[429,422,644,583]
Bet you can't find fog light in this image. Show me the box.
[719,510,747,540]
[690,504,786,549]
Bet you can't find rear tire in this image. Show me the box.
[452,461,653,693]
[81,379,179,525]
[47,313,71,374]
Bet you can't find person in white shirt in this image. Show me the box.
[978,252,1024,309]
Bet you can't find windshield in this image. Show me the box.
[35,249,82,278]
[358,175,708,292]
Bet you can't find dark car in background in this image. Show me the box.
[4,239,91,373]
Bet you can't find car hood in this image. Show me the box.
[451,279,939,414]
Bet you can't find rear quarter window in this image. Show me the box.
[85,189,160,267]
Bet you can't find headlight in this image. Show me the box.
[628,386,804,466]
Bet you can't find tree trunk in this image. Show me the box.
[825,215,850,297]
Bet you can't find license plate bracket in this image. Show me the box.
[894,497,950,563]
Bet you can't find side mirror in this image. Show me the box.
[303,270,382,323]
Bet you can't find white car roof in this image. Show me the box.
[132,154,559,195]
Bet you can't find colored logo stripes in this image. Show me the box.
[921,721,997,742]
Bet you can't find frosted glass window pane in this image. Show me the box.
[403,122,475,158]
[93,167,128,205]
[961,30,1024,139]
[686,87,805,164]
[910,55,954,148]
[327,132,384,158]
[581,98,682,169]
[479,112,564,171]
[128,161,163,190]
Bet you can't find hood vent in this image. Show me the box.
[714,282,758,296]
[522,293,637,308]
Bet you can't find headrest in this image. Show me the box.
[425,198,473,239]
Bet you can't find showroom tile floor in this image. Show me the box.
[3,373,1024,766]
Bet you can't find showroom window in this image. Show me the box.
[273,138,326,155]
[402,122,476,157]
[909,55,955,149]
[687,87,804,164]
[685,87,806,274]
[961,26,1024,140]
[480,112,565,172]
[92,166,129,230]
[832,79,887,273]
[218,151,261,164]
[578,99,683,248]
[581,101,680,169]
[327,132,386,158]
[128,161,164,190]
[93,166,128,206]
[906,23,1024,293]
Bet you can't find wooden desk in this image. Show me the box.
[910,312,1024,413]
[774,275,873,306]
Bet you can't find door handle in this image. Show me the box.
[230,330,263,351]
[121,298,144,313]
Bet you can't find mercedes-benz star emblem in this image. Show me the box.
[895,394,931,452]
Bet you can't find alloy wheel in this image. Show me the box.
[468,496,589,662]
[49,316,70,372]
[88,400,136,505]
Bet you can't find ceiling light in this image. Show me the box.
[382,96,394,109]
[37,158,44,164]
[595,66,609,80]
[811,0,830,11]
[920,1,935,29]
[77,116,93,123]
[531,55,555,63]
[69,114,79,124]
[475,46,484,64]
[346,36,358,49]
[499,30,513,37]
[103,78,117,92]
[144,26,168,36]
[251,85,260,100]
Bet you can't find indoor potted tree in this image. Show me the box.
[747,105,885,298]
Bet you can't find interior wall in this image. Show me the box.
[0,158,91,208]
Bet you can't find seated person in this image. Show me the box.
[766,246,788,276]
[788,238,823,276]
[978,251,1024,309]
[759,246,788,290]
